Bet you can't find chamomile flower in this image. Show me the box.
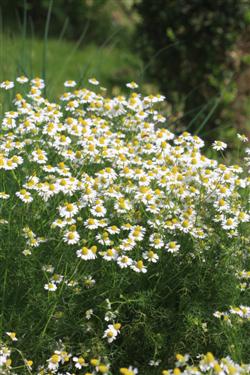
[0,80,14,90]
[63,229,80,245]
[120,366,138,375]
[119,238,136,251]
[175,354,189,366]
[107,225,120,234]
[24,359,33,370]
[222,217,238,230]
[126,81,139,89]
[91,203,107,217]
[131,260,147,273]
[84,218,100,229]
[149,359,161,367]
[51,274,64,284]
[83,275,96,288]
[31,77,45,89]
[47,353,61,371]
[143,250,159,263]
[117,255,133,268]
[96,231,112,246]
[31,149,48,164]
[76,246,97,260]
[59,202,79,218]
[42,265,55,273]
[212,140,227,151]
[237,133,248,142]
[166,241,180,253]
[66,99,79,111]
[0,192,10,199]
[22,249,32,256]
[73,356,87,369]
[16,189,33,203]
[64,80,77,87]
[104,310,118,322]
[149,233,164,249]
[88,78,99,85]
[103,323,121,343]
[16,75,29,84]
[85,309,94,320]
[199,352,216,371]
[229,305,250,319]
[129,226,146,241]
[44,282,57,292]
[6,332,18,341]
[237,211,250,222]
[102,248,118,261]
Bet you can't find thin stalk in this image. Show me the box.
[50,19,90,96]
[58,17,69,43]
[194,97,221,135]
[21,0,27,75]
[42,0,53,93]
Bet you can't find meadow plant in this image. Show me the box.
[0,77,249,374]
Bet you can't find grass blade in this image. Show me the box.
[194,97,221,135]
[42,0,53,92]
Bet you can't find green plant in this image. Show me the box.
[0,77,249,374]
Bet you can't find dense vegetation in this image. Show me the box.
[0,2,249,374]
[135,0,250,135]
[0,76,249,374]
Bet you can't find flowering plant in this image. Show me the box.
[0,77,249,373]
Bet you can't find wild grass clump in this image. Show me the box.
[0,77,249,374]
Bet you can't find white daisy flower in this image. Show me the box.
[76,246,97,260]
[143,250,159,263]
[212,140,227,151]
[88,77,99,85]
[16,189,33,203]
[6,332,18,341]
[126,81,139,89]
[103,323,121,343]
[117,255,133,268]
[64,80,77,87]
[166,241,180,253]
[44,282,57,292]
[237,133,248,142]
[0,80,14,90]
[58,202,79,218]
[73,356,87,369]
[63,230,80,245]
[16,76,29,84]
[85,309,94,320]
[131,260,147,273]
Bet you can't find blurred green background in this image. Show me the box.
[0,0,250,147]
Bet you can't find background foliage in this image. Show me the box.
[134,0,250,137]
[1,0,249,145]
[1,0,108,41]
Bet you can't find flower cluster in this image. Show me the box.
[161,352,250,375]
[214,305,250,324]
[236,270,250,291]
[22,226,47,255]
[0,344,12,374]
[0,77,249,281]
[1,343,250,375]
[0,77,249,375]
